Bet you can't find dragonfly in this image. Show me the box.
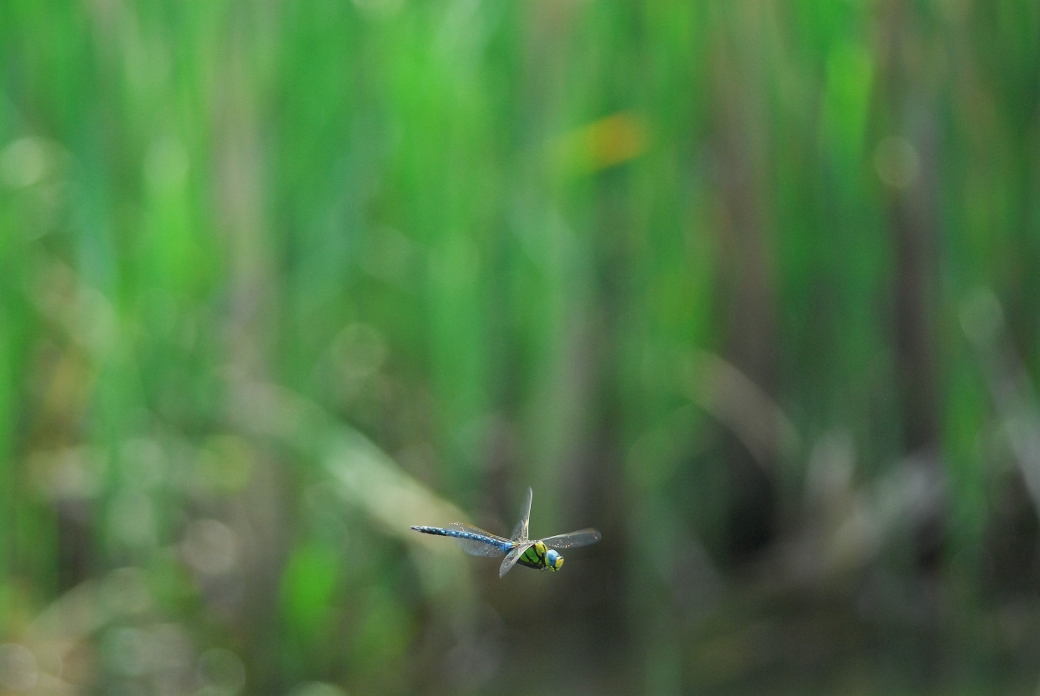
[411,487,601,577]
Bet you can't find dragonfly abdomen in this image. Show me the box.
[411,525,512,553]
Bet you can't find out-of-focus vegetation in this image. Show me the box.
[2,1,1040,694]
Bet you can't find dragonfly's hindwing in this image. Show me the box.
[411,523,512,558]
[499,542,534,577]
[538,528,602,549]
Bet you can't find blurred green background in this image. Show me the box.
[2,1,1040,694]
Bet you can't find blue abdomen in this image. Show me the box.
[411,525,511,553]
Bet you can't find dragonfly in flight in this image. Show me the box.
[411,487,601,577]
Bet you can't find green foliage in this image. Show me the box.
[281,542,340,646]
[2,0,1040,694]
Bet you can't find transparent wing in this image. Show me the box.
[510,486,533,541]
[499,541,534,577]
[446,522,512,557]
[538,528,602,550]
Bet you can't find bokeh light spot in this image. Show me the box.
[196,436,254,494]
[145,136,189,191]
[288,682,349,696]
[874,136,920,188]
[102,627,149,677]
[332,324,387,382]
[0,137,51,188]
[0,643,38,691]
[197,648,245,695]
[181,519,238,576]
[108,489,158,549]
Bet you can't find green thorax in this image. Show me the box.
[517,541,549,570]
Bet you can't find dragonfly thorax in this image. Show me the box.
[517,540,564,571]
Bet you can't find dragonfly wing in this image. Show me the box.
[538,528,602,549]
[446,522,512,557]
[499,541,534,577]
[510,486,533,542]
[412,523,512,557]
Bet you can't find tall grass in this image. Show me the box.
[1,1,1039,694]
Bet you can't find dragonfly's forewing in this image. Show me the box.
[447,522,512,557]
[538,528,602,549]
[510,486,533,542]
[499,541,534,577]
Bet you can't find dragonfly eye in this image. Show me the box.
[546,549,563,570]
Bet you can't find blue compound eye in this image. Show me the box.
[546,549,563,569]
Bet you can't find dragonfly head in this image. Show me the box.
[546,548,564,570]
